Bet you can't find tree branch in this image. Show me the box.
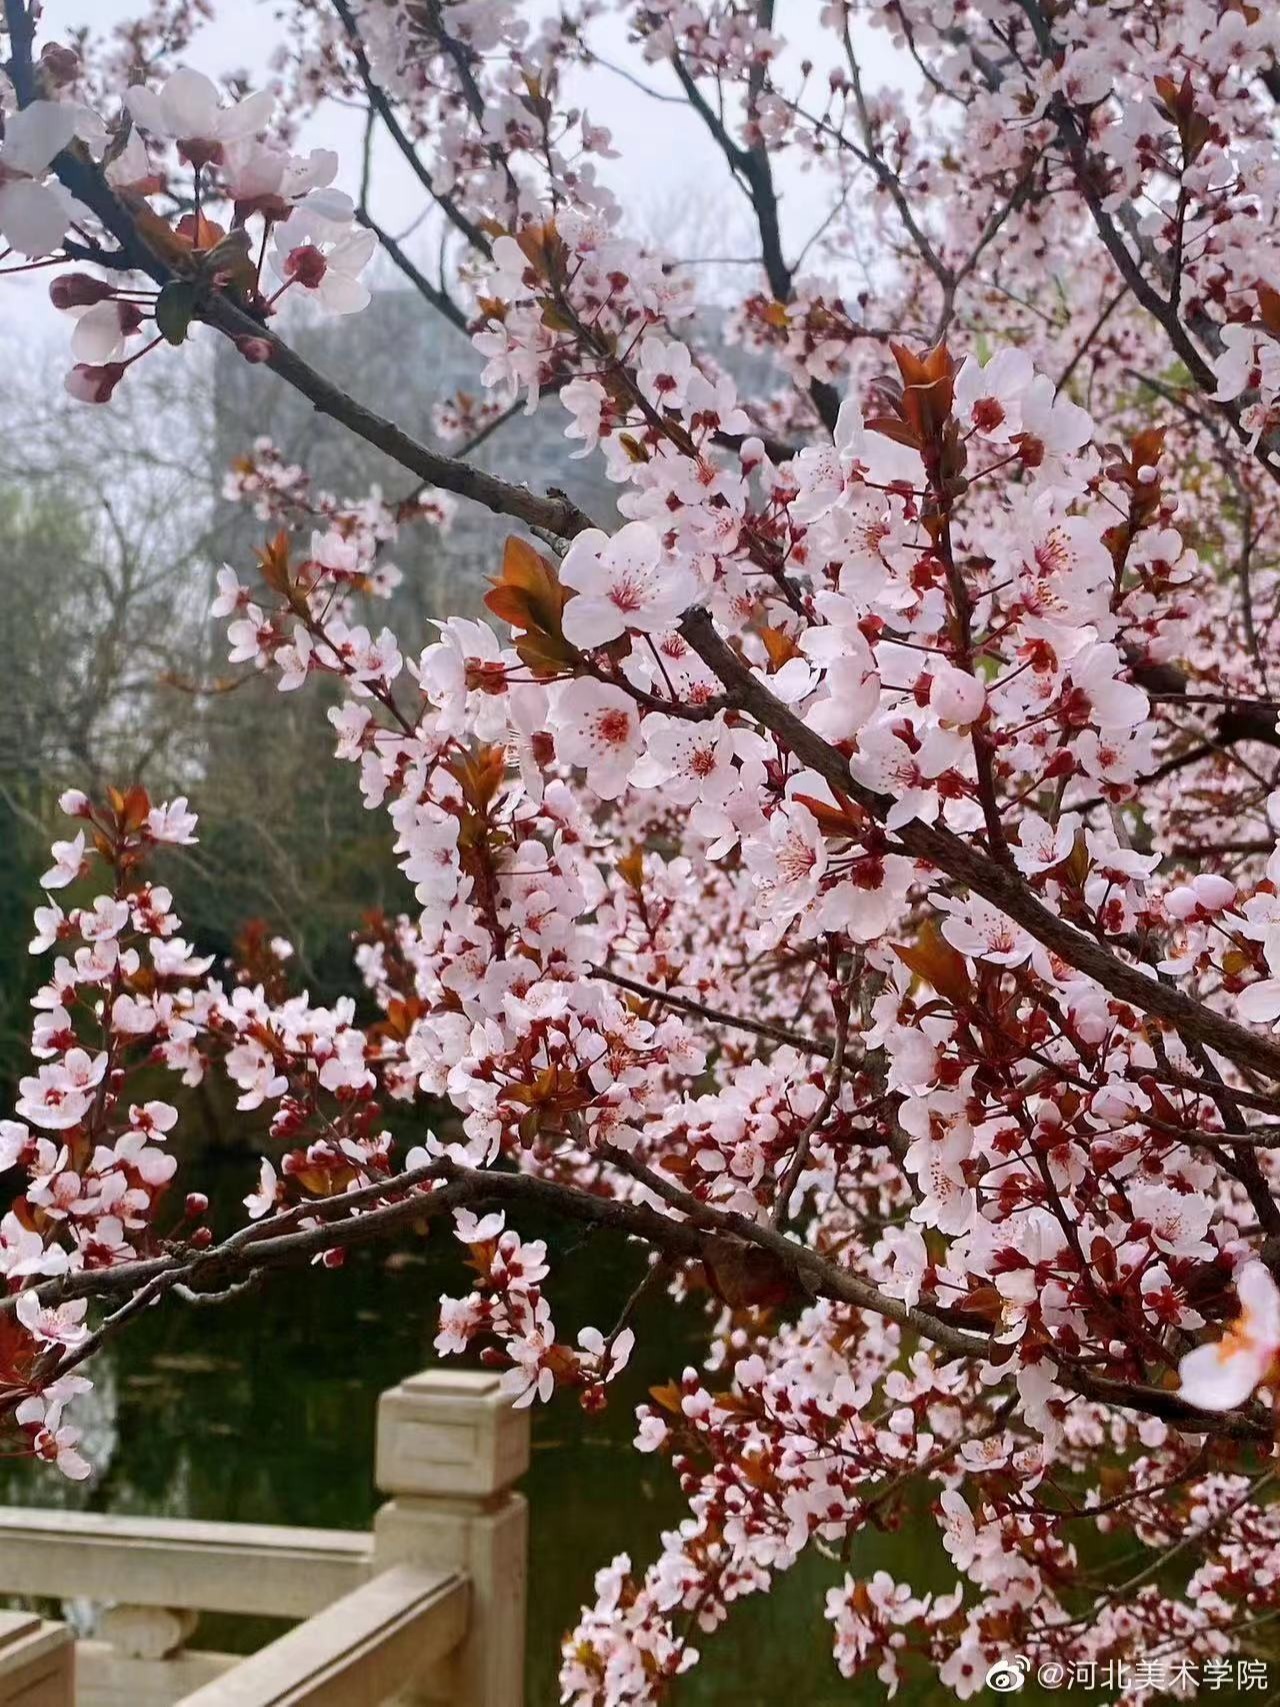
[679,608,1280,1085]
[589,963,835,1058]
[330,0,494,261]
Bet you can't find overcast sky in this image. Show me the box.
[16,3,907,353]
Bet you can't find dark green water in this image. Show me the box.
[0,1160,1053,1704]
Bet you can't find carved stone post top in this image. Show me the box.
[97,1603,199,1659]
[375,1369,531,1501]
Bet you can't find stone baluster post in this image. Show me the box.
[372,1369,530,1707]
[0,1611,74,1706]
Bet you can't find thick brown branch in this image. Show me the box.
[14,1148,1269,1440]
[203,295,595,538]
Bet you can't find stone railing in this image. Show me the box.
[0,1369,529,1707]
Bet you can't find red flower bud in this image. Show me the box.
[39,42,81,85]
[235,336,273,364]
[50,274,115,311]
[283,244,328,290]
[64,362,126,404]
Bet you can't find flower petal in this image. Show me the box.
[0,178,74,255]
[1,100,81,175]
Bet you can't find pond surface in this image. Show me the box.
[0,1159,1015,1705]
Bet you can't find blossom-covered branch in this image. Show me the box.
[8,0,1280,1699]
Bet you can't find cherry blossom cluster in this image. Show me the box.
[1,788,202,1477]
[222,434,455,593]
[287,0,619,232]
[197,325,1280,1701]
[1,46,377,405]
[435,1208,635,1411]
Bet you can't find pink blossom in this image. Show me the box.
[550,679,643,799]
[1179,1263,1280,1411]
[15,1292,88,1348]
[270,211,377,315]
[146,799,199,845]
[954,347,1033,442]
[40,832,86,890]
[32,1424,92,1481]
[125,68,274,155]
[559,523,696,649]
[243,1159,280,1220]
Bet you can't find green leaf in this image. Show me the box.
[155,280,197,346]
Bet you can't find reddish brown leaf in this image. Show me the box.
[893,916,972,1005]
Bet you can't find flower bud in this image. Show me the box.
[235,335,273,364]
[65,362,126,404]
[50,274,115,311]
[39,42,81,85]
[1193,873,1236,912]
[283,244,327,289]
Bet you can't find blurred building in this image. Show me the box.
[211,291,619,641]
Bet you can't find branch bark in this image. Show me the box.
[19,1150,1269,1442]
